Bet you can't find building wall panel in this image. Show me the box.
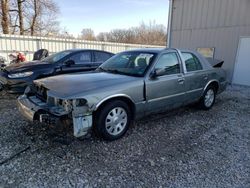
[172,0,250,30]
[171,0,250,81]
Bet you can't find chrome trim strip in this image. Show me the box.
[148,88,203,103]
[148,92,185,103]
[186,88,203,94]
[203,79,219,91]
[94,94,135,110]
[135,101,146,105]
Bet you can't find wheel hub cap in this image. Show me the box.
[105,107,128,136]
[205,89,215,107]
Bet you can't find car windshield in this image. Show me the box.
[42,51,71,63]
[99,52,156,77]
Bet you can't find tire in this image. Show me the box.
[94,100,131,141]
[0,83,3,92]
[199,85,216,110]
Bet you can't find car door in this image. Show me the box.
[181,52,208,104]
[61,51,93,73]
[93,51,113,68]
[145,52,186,114]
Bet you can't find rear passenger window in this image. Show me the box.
[182,53,203,72]
[68,52,91,64]
[94,52,112,62]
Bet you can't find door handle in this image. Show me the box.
[54,66,62,72]
[178,78,185,84]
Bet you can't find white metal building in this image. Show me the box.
[168,0,250,86]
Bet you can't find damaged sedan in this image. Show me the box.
[17,48,227,140]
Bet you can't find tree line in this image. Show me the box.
[80,21,167,46]
[1,1,167,45]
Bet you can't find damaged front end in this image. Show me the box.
[17,84,93,137]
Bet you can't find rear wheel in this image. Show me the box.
[199,86,216,110]
[94,100,131,141]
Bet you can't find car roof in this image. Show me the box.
[125,48,177,54]
[126,48,164,53]
[63,49,114,54]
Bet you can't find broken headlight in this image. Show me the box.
[62,99,87,112]
[73,99,87,107]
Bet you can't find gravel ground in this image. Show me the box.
[0,85,249,188]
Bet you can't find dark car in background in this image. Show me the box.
[0,49,114,94]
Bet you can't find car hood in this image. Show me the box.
[4,61,51,73]
[34,72,140,98]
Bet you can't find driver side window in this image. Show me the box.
[155,53,181,76]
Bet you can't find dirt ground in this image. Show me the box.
[0,85,249,187]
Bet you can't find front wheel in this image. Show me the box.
[0,83,3,92]
[199,86,216,110]
[94,100,131,141]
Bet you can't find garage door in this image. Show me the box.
[233,37,250,86]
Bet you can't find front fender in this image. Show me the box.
[93,94,135,111]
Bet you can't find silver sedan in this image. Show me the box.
[17,48,227,140]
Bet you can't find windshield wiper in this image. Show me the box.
[107,69,141,77]
[98,68,120,74]
[98,67,141,77]
[105,69,120,74]
[97,67,108,72]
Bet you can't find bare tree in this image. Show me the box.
[17,0,24,34]
[1,0,60,36]
[7,0,26,35]
[80,28,96,40]
[29,0,37,35]
[30,0,59,36]
[1,0,10,34]
[96,21,167,45]
[96,32,107,41]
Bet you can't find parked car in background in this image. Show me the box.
[17,48,227,140]
[0,49,114,93]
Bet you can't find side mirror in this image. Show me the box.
[65,60,75,67]
[150,69,158,79]
[150,69,166,79]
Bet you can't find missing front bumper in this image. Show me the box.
[73,115,92,137]
[17,95,93,138]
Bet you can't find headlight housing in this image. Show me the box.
[73,99,87,107]
[62,99,87,112]
[8,71,33,78]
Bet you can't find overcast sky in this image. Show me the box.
[54,0,169,36]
